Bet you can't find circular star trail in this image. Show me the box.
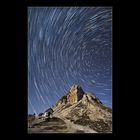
[28,7,112,114]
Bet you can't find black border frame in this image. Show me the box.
[9,0,120,139]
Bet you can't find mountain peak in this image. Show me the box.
[52,84,112,133]
[68,84,84,104]
[69,84,84,94]
[55,85,84,107]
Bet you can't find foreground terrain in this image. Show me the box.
[28,84,112,133]
[28,116,97,133]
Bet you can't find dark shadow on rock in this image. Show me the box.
[73,114,111,133]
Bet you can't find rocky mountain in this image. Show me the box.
[53,84,112,133]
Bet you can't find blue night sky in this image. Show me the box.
[28,7,112,115]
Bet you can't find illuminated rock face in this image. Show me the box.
[55,85,84,107]
[53,84,112,133]
[56,95,67,106]
[67,85,84,104]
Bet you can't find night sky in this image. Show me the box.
[28,7,112,115]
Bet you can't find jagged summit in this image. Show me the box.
[69,84,84,93]
[55,84,85,107]
[68,84,84,104]
[55,84,103,107]
[29,84,112,133]
[53,84,112,133]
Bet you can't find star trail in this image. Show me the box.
[28,7,112,114]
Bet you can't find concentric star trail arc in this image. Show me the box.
[28,7,112,114]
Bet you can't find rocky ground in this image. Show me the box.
[28,116,97,133]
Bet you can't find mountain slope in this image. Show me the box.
[53,84,112,133]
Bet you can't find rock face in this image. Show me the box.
[67,84,84,104]
[53,84,112,133]
[56,84,84,106]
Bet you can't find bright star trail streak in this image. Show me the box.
[28,7,112,114]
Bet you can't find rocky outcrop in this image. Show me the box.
[53,84,112,133]
[56,95,67,106]
[55,84,85,107]
[67,84,84,104]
